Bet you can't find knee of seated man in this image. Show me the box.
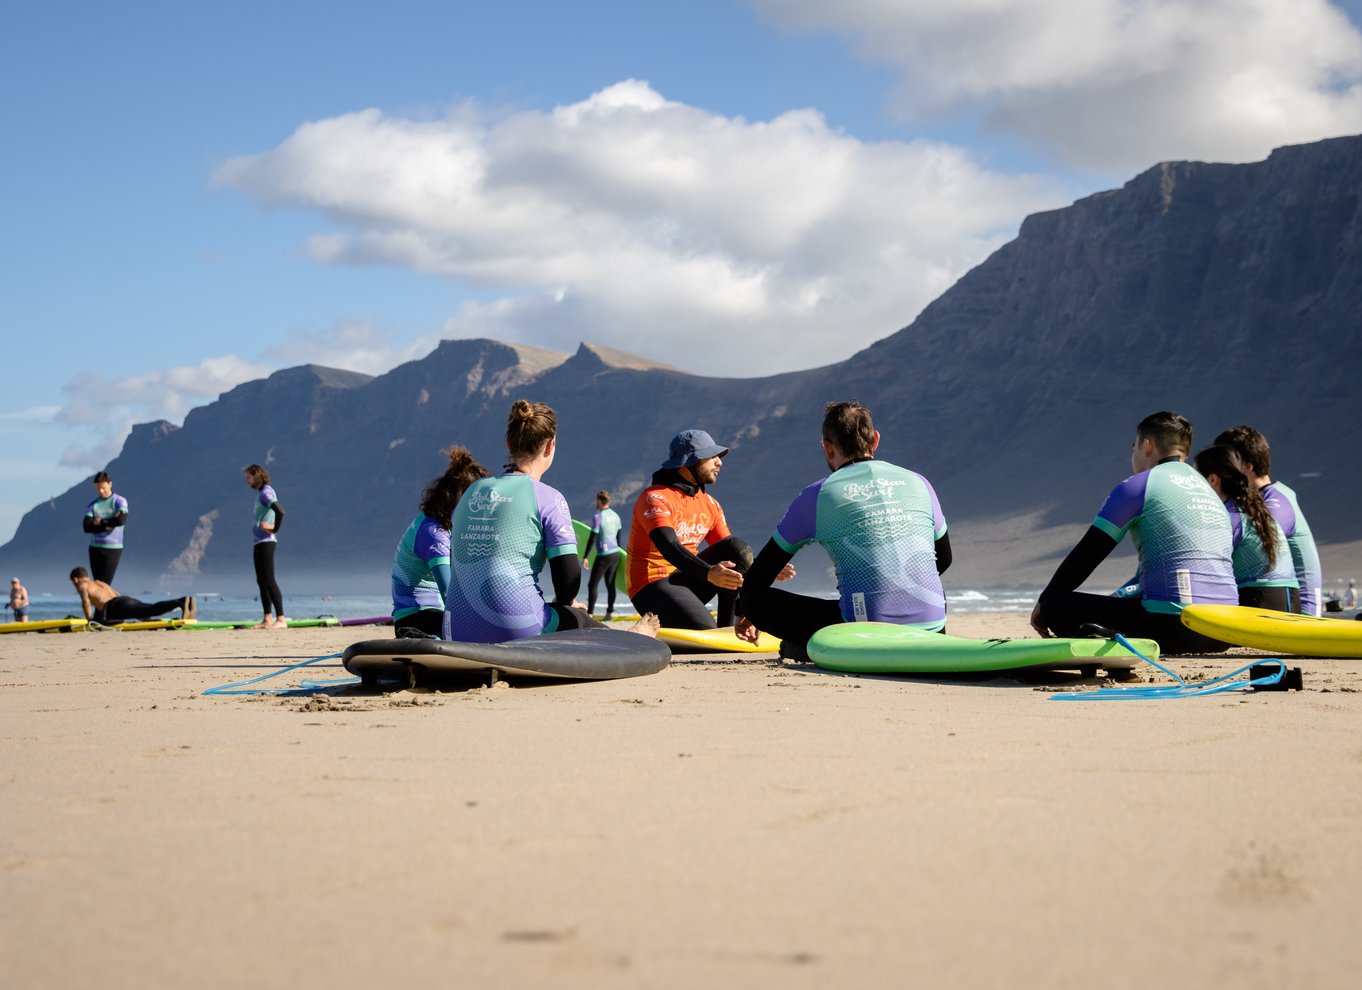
[724,537,754,571]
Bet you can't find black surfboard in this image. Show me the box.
[342,628,671,686]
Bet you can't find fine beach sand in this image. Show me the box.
[3,614,1361,989]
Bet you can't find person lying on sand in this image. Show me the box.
[69,566,194,626]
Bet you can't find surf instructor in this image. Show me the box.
[626,429,787,629]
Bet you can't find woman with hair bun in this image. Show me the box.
[390,445,489,636]
[1193,444,1298,612]
[444,400,658,643]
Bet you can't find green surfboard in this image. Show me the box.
[808,622,1154,674]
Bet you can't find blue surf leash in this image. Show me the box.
[203,652,360,696]
[1051,628,1302,701]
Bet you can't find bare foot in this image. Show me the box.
[273,616,290,629]
[624,612,660,638]
[251,617,275,630]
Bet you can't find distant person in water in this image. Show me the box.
[244,464,287,629]
[444,400,659,643]
[1346,580,1358,610]
[735,401,951,661]
[582,490,623,620]
[70,566,195,625]
[9,577,30,622]
[1193,445,1297,613]
[1030,411,1237,653]
[83,471,128,584]
[1214,425,1324,616]
[391,445,489,637]
[625,429,775,630]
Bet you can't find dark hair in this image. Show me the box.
[93,471,111,485]
[70,566,89,581]
[1136,411,1193,457]
[420,445,489,529]
[1213,425,1271,478]
[506,400,557,464]
[1193,445,1277,570]
[244,463,271,488]
[596,490,611,506]
[822,401,876,460]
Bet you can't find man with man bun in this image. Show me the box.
[735,401,952,660]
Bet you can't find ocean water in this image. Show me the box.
[10,588,1036,624]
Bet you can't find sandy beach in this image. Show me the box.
[3,613,1360,989]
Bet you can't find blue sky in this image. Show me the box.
[5,0,1362,543]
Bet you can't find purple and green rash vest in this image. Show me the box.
[444,473,578,643]
[590,507,623,556]
[772,460,948,630]
[85,493,128,549]
[1224,502,1297,591]
[1261,481,1323,616]
[391,513,451,620]
[1093,460,1237,614]
[252,485,279,544]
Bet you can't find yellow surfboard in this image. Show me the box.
[0,617,89,634]
[88,618,187,632]
[1180,604,1362,657]
[656,626,781,654]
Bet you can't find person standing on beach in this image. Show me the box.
[390,445,488,637]
[1193,445,1297,613]
[625,429,781,630]
[83,472,128,583]
[582,490,623,620]
[735,401,951,660]
[445,400,659,643]
[244,464,287,629]
[1029,411,1237,653]
[1214,425,1324,616]
[9,577,30,622]
[70,566,194,624]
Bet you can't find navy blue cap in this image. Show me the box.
[661,429,729,469]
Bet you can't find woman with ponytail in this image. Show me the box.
[1193,445,1298,612]
[390,445,490,636]
[444,400,659,643]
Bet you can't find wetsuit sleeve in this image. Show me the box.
[935,531,953,574]
[735,538,795,618]
[1038,526,1119,606]
[267,501,284,533]
[649,527,713,582]
[109,510,128,527]
[582,532,597,561]
[549,553,582,605]
[83,516,102,533]
[432,563,451,600]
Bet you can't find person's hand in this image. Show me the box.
[734,617,760,644]
[1029,601,1052,638]
[707,561,744,589]
[775,563,796,582]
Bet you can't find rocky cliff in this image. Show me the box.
[4,135,1359,593]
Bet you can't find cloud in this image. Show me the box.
[260,318,440,376]
[216,80,1069,374]
[756,0,1362,172]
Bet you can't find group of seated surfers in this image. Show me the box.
[389,401,1323,658]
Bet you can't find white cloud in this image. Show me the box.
[756,0,1362,172]
[216,80,1069,374]
[260,318,440,376]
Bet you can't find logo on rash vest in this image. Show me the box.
[673,520,710,544]
[1168,473,1206,491]
[841,478,909,503]
[467,489,514,514]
